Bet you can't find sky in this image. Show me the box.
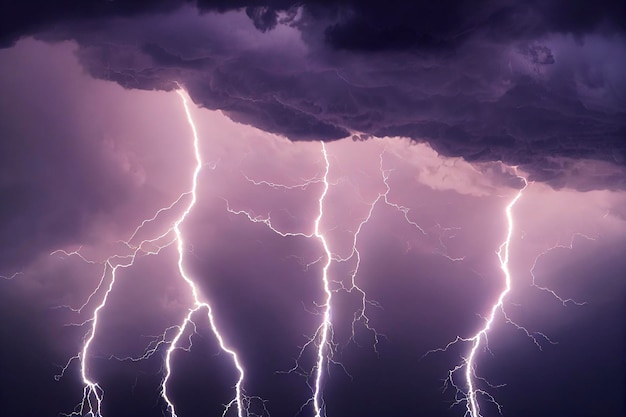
[0,2,625,417]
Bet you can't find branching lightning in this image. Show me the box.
[55,234,180,416]
[332,149,429,352]
[228,143,456,415]
[54,89,248,417]
[422,175,529,417]
[463,177,528,417]
[529,233,593,306]
[418,172,599,417]
[225,142,334,416]
[30,94,597,417]
[161,89,246,417]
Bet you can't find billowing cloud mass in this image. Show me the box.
[2,1,625,189]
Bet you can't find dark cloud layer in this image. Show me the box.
[2,1,625,190]
[2,1,625,49]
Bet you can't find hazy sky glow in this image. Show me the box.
[1,3,625,417]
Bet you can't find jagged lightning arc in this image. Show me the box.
[463,176,528,417]
[225,142,334,416]
[529,233,591,306]
[230,142,450,415]
[162,89,246,417]
[423,175,530,417]
[41,100,587,417]
[55,89,248,417]
[311,143,332,417]
[457,175,594,417]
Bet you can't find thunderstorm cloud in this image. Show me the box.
[1,1,625,189]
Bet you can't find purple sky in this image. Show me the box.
[1,3,625,417]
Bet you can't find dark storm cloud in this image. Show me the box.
[3,1,625,49]
[317,0,626,51]
[2,1,625,189]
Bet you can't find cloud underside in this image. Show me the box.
[3,1,626,189]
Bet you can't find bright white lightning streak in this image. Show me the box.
[233,144,443,414]
[233,142,466,415]
[227,143,333,416]
[464,177,528,417]
[56,89,247,417]
[424,174,594,416]
[162,89,246,417]
[311,142,332,417]
[58,237,179,415]
[424,176,530,417]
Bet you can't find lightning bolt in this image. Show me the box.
[333,147,429,352]
[229,141,453,415]
[462,177,528,417]
[311,142,332,417]
[224,142,333,415]
[161,89,246,417]
[422,175,529,417]
[54,235,180,416]
[54,89,249,417]
[13,113,603,417]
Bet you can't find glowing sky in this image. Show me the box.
[1,3,625,417]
